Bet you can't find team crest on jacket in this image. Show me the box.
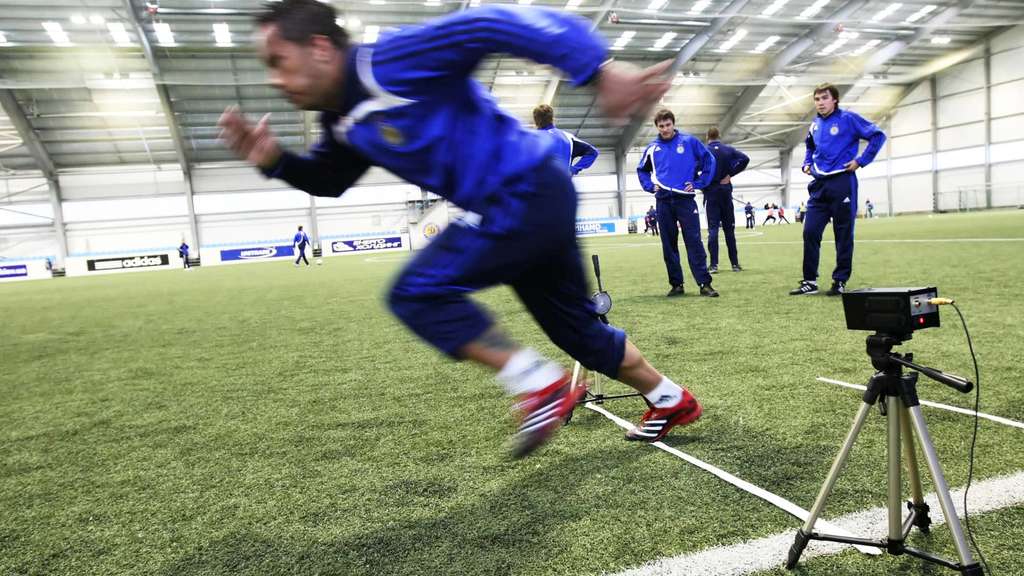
[379,123,404,146]
[676,146,684,154]
[829,124,839,136]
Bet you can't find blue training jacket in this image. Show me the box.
[294,231,309,247]
[637,130,716,200]
[538,124,599,175]
[261,7,606,229]
[705,140,750,193]
[803,107,886,177]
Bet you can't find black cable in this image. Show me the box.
[953,302,991,575]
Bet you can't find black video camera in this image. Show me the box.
[842,287,940,336]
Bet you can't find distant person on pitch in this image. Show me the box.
[744,201,755,229]
[178,241,191,269]
[796,201,806,223]
[790,83,886,296]
[219,0,703,457]
[646,205,659,236]
[865,198,874,218]
[637,109,719,297]
[532,104,598,176]
[294,225,311,267]
[778,204,790,224]
[703,126,749,273]
[762,204,776,225]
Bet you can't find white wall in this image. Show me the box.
[784,24,1024,215]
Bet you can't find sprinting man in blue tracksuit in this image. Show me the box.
[293,225,310,266]
[790,83,885,296]
[219,0,702,457]
[637,109,719,298]
[532,104,598,176]
[703,127,749,273]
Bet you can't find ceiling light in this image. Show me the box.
[647,0,669,11]
[611,30,636,50]
[89,14,105,26]
[871,2,901,22]
[851,38,881,55]
[716,28,747,52]
[818,30,859,55]
[70,14,87,25]
[213,22,232,46]
[107,22,131,46]
[652,31,677,49]
[565,0,583,9]
[930,35,951,44]
[42,22,72,46]
[905,4,936,23]
[363,25,380,43]
[751,35,780,53]
[798,0,829,19]
[154,22,175,46]
[689,0,712,13]
[761,0,789,17]
[518,0,534,4]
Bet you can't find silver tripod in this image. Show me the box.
[786,333,983,575]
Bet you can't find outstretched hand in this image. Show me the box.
[595,60,672,125]
[218,106,282,170]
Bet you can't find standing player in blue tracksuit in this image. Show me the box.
[532,104,598,176]
[219,0,703,457]
[703,127,749,273]
[790,83,885,296]
[293,225,310,266]
[744,202,755,229]
[637,109,719,297]
[178,241,190,269]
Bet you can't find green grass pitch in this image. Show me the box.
[2,210,1023,575]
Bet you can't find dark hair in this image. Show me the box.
[298,225,303,230]
[532,104,554,128]
[813,82,840,103]
[706,126,720,141]
[257,0,349,50]
[654,109,675,125]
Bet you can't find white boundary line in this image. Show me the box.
[608,470,1024,576]
[584,403,880,556]
[816,377,1024,431]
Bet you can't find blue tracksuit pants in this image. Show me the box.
[387,156,627,379]
[656,194,711,287]
[802,172,858,283]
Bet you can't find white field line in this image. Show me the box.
[584,403,880,556]
[607,470,1024,576]
[816,377,1024,431]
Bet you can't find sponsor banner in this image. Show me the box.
[575,220,621,236]
[86,254,170,272]
[330,236,405,253]
[219,245,295,262]
[1,264,29,279]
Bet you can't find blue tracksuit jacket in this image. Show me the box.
[538,124,599,175]
[636,131,716,199]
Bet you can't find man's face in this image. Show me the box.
[814,90,837,116]
[258,24,334,110]
[656,119,675,140]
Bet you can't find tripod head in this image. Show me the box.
[866,332,973,394]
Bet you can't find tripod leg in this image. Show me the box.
[901,407,931,534]
[906,405,979,569]
[787,401,874,569]
[886,396,905,547]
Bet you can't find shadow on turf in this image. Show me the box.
[154,444,643,576]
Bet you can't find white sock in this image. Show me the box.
[643,376,684,408]
[496,348,565,396]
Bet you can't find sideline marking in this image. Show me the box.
[608,470,1024,576]
[584,403,880,556]
[817,377,1024,431]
